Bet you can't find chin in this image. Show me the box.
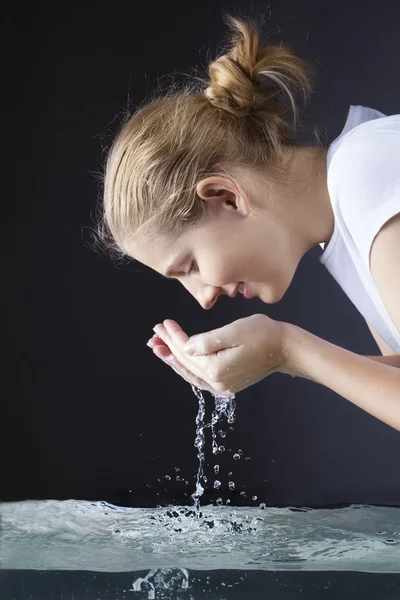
[259,286,286,304]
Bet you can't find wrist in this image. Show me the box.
[280,323,313,380]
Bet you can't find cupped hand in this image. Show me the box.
[147,320,222,395]
[146,314,291,396]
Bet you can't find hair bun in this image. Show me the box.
[204,12,315,119]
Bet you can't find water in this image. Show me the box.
[1,500,400,598]
[1,386,400,598]
[190,386,237,515]
[1,499,400,573]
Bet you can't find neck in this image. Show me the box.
[284,145,334,254]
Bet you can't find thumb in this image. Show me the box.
[182,329,225,356]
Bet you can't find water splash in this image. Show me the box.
[131,568,189,599]
[2,500,399,573]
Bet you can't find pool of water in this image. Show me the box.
[1,499,399,598]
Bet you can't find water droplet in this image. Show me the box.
[238,449,243,456]
[165,475,171,480]
[218,430,226,438]
[203,476,208,483]
[245,457,251,461]
[214,465,220,474]
[252,496,258,501]
[176,476,181,482]
[216,497,223,505]
[218,445,225,452]
[228,471,233,476]
[214,480,221,489]
[240,491,246,497]
[228,481,235,491]
[259,503,266,509]
[174,467,180,472]
[226,498,231,504]
[233,453,241,460]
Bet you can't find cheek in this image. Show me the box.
[204,256,240,286]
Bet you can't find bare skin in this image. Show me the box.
[131,145,335,394]
[130,146,334,309]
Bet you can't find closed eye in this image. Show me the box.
[188,261,199,275]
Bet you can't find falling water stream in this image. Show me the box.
[190,385,237,515]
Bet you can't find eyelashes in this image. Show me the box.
[188,261,199,275]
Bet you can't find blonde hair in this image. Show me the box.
[93,10,323,260]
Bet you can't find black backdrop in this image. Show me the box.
[6,0,400,508]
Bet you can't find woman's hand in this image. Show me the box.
[146,314,293,396]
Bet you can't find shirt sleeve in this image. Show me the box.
[331,114,400,273]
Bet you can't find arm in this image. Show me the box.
[364,320,400,367]
[283,323,400,431]
[362,354,400,368]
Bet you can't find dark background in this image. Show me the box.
[5,0,400,508]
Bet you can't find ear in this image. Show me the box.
[196,176,250,216]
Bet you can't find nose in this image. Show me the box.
[182,280,234,310]
[198,286,232,310]
[201,293,217,310]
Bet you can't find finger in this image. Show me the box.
[147,334,165,349]
[165,354,215,393]
[152,325,212,382]
[153,346,172,360]
[153,346,215,393]
[182,327,231,356]
[166,356,199,384]
[154,347,202,386]
[153,324,175,348]
[163,320,189,347]
[153,324,192,364]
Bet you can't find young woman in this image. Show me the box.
[96,13,400,430]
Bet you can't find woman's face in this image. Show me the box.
[129,174,310,309]
[129,149,331,308]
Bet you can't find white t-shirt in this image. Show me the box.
[319,104,400,354]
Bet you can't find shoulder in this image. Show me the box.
[328,114,400,266]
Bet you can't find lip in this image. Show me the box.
[229,282,255,299]
[243,282,255,299]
